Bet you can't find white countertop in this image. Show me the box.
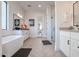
[60,28,79,33]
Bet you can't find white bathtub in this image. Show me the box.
[2,35,24,57]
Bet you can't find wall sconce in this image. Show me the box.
[17,13,23,18]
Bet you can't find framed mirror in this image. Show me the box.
[73,1,79,26]
[29,19,35,26]
[13,13,23,30]
[14,19,20,26]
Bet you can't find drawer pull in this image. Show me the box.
[67,40,70,45]
[77,46,79,48]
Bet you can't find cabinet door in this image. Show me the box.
[71,39,79,57]
[60,31,70,57]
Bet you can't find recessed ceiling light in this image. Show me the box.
[27,5,31,7]
[38,4,42,8]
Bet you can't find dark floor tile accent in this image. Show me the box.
[12,48,32,57]
[42,40,52,45]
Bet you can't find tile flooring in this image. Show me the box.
[22,38,65,57]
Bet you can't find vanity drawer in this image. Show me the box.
[60,31,70,38]
[71,32,79,40]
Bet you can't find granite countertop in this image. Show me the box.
[60,28,79,32]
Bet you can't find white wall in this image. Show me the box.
[1,1,26,36]
[55,1,75,51]
[0,1,2,57]
[25,10,47,38]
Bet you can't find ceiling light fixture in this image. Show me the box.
[38,4,42,8]
[17,13,23,18]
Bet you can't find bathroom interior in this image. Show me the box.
[0,1,56,57]
[0,1,79,57]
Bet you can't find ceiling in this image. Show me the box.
[16,1,55,12]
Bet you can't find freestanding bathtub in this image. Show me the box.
[2,35,24,57]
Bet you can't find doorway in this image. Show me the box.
[37,16,44,38]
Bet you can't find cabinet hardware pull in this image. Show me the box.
[78,46,79,48]
[67,40,70,45]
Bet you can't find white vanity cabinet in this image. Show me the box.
[71,32,79,57]
[60,31,70,57]
[60,30,79,57]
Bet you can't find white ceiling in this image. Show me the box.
[16,1,55,12]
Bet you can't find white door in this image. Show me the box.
[0,1,2,57]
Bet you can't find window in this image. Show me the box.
[2,1,7,30]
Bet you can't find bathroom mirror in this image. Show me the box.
[73,1,79,26]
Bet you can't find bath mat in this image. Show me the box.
[12,48,32,57]
[42,40,52,45]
